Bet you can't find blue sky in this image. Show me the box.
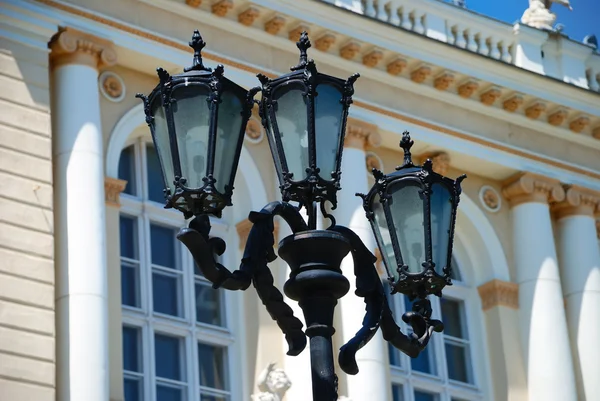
[452,0,599,43]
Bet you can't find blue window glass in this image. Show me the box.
[120,216,137,259]
[391,384,404,401]
[201,395,227,401]
[147,145,167,204]
[118,145,136,196]
[414,390,437,401]
[441,299,464,339]
[153,272,180,316]
[124,377,141,401]
[198,343,226,390]
[122,326,140,372]
[195,282,222,326]
[151,224,176,268]
[121,261,139,307]
[155,334,182,380]
[404,295,436,375]
[157,385,183,401]
[445,342,470,383]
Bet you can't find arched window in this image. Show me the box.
[118,137,236,401]
[386,256,485,401]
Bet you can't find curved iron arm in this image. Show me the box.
[177,201,309,356]
[330,225,384,375]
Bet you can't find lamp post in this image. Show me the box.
[137,30,466,401]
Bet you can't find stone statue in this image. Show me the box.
[521,0,572,30]
[251,363,292,401]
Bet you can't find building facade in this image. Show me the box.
[1,0,599,400]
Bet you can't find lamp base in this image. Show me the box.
[279,230,351,401]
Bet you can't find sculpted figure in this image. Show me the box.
[521,0,572,30]
[251,363,292,401]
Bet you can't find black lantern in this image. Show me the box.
[258,32,359,216]
[359,132,466,299]
[136,31,257,218]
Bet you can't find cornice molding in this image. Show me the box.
[552,185,600,219]
[345,118,380,149]
[104,177,127,207]
[48,27,117,70]
[478,279,519,311]
[502,173,565,207]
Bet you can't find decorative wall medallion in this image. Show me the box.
[548,108,569,126]
[420,152,450,176]
[245,117,264,144]
[480,87,501,106]
[433,72,455,91]
[365,151,383,174]
[479,185,501,213]
[593,126,600,140]
[362,50,383,68]
[99,71,125,102]
[410,65,432,83]
[458,80,479,98]
[340,42,360,60]
[569,116,590,133]
[264,16,286,35]
[386,58,407,75]
[525,102,546,120]
[238,7,260,26]
[502,94,523,112]
[288,25,309,42]
[185,0,201,8]
[314,34,336,52]
[211,0,233,17]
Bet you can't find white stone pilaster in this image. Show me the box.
[49,27,116,401]
[502,173,577,401]
[554,186,600,401]
[337,120,388,401]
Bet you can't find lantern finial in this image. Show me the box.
[185,30,211,72]
[397,131,414,169]
[291,31,312,71]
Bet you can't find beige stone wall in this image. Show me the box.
[0,36,55,399]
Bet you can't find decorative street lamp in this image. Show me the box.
[137,30,466,401]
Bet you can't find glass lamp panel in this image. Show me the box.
[430,183,453,275]
[147,145,167,203]
[265,111,284,183]
[272,84,309,181]
[388,180,425,274]
[214,89,244,194]
[172,84,211,189]
[314,84,344,180]
[151,96,176,192]
[372,195,397,280]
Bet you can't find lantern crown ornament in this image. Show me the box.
[258,31,360,218]
[358,132,467,300]
[136,30,259,218]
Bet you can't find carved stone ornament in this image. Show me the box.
[552,185,600,219]
[314,34,336,52]
[410,65,432,83]
[251,363,292,401]
[237,219,279,249]
[458,80,479,98]
[386,58,407,76]
[238,7,260,26]
[245,117,264,144]
[48,27,117,70]
[525,102,546,119]
[212,0,233,16]
[104,177,127,207]
[265,16,286,35]
[99,71,125,102]
[548,108,569,126]
[340,42,361,60]
[365,151,383,174]
[502,94,524,112]
[478,279,519,311]
[480,87,501,106]
[433,72,455,91]
[479,185,501,213]
[502,172,565,207]
[420,152,450,176]
[593,126,600,140]
[362,50,383,68]
[569,116,590,133]
[289,25,309,42]
[521,0,572,31]
[185,0,202,7]
[345,118,381,149]
[373,247,385,276]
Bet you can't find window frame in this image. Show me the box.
[119,137,246,401]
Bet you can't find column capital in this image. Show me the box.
[419,151,450,176]
[104,177,127,207]
[344,118,380,150]
[477,279,519,311]
[49,27,117,70]
[501,173,565,207]
[552,185,600,219]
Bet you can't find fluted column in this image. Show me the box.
[337,119,389,401]
[502,173,577,401]
[553,186,600,401]
[49,27,117,401]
